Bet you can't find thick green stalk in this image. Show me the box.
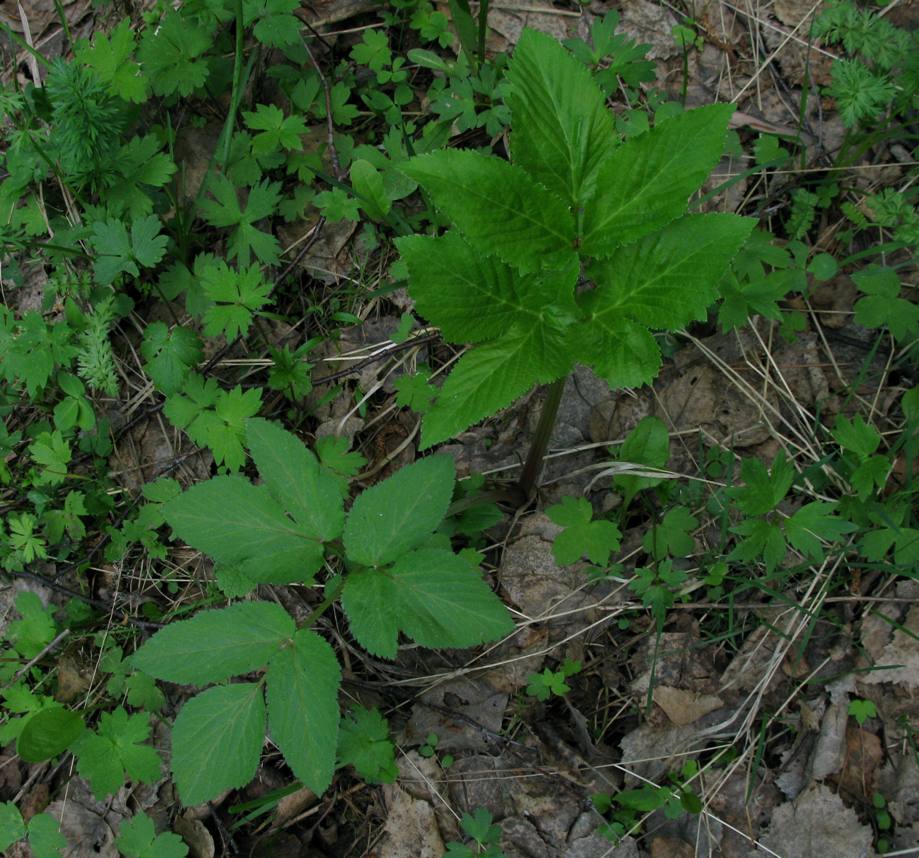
[517,375,567,500]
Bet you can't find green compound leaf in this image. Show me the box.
[580,104,735,256]
[246,418,344,542]
[506,28,614,207]
[546,497,621,565]
[162,476,325,585]
[421,320,574,449]
[784,502,857,560]
[140,322,202,395]
[71,708,162,799]
[17,706,84,762]
[400,149,576,274]
[343,454,455,567]
[337,706,398,784]
[341,548,513,659]
[75,18,147,104]
[586,214,755,330]
[199,175,282,266]
[132,602,294,685]
[116,812,188,858]
[137,9,213,97]
[171,683,265,806]
[266,629,341,795]
[395,231,538,344]
[200,260,273,341]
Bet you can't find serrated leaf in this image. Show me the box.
[832,414,881,459]
[395,231,542,343]
[0,803,25,851]
[246,419,344,541]
[341,548,513,659]
[76,18,147,103]
[337,707,397,784]
[138,10,212,97]
[26,813,66,858]
[163,476,325,584]
[200,176,281,266]
[506,28,614,206]
[343,455,454,566]
[171,683,265,805]
[350,159,391,221]
[574,316,661,388]
[116,812,188,858]
[141,322,202,395]
[586,214,755,330]
[200,259,272,340]
[266,629,341,794]
[784,502,856,559]
[729,452,794,516]
[546,497,621,565]
[580,104,734,255]
[71,708,162,798]
[421,320,574,449]
[400,149,576,274]
[17,706,84,762]
[132,601,294,684]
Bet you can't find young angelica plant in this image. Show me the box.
[395,28,756,496]
[129,418,512,805]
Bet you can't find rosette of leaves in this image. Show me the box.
[396,28,755,451]
[131,418,511,804]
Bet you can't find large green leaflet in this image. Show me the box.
[394,231,540,343]
[506,28,614,207]
[579,105,736,255]
[162,476,324,584]
[162,419,346,585]
[341,549,514,659]
[420,319,575,449]
[245,417,344,541]
[132,601,294,684]
[266,630,341,793]
[399,28,752,449]
[585,214,756,329]
[171,683,265,806]
[343,454,455,566]
[400,150,577,275]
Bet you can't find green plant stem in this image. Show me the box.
[219,0,247,169]
[517,375,567,500]
[476,0,490,67]
[300,576,343,628]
